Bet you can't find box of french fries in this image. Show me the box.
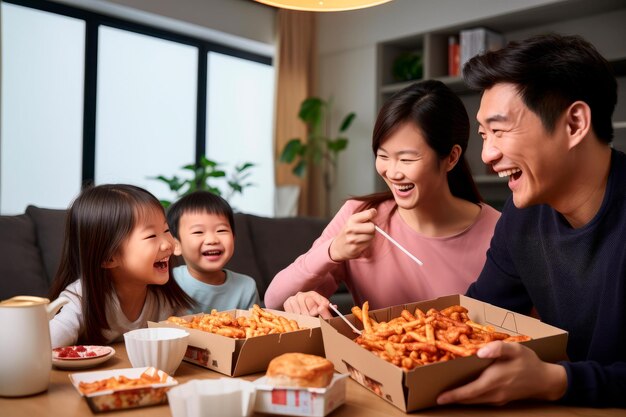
[320,294,568,412]
[69,366,177,413]
[150,305,324,377]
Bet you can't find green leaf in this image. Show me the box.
[200,156,218,167]
[339,112,356,132]
[299,97,324,127]
[328,138,349,152]
[228,182,243,193]
[207,170,226,178]
[160,200,171,209]
[236,162,255,172]
[280,139,303,163]
[182,164,196,171]
[293,160,307,177]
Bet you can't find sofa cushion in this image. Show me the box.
[245,214,328,299]
[225,213,264,294]
[26,205,67,284]
[0,214,49,299]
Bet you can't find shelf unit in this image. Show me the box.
[376,0,626,208]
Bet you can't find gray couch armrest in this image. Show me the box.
[0,214,49,299]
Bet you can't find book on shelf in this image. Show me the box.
[448,35,460,77]
[460,27,505,70]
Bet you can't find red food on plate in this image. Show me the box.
[53,345,110,360]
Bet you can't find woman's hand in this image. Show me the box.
[283,291,332,319]
[329,208,377,262]
[436,341,567,406]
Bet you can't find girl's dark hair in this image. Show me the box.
[49,184,192,344]
[355,79,481,211]
[166,191,235,240]
[463,33,617,143]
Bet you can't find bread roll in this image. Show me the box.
[266,353,334,388]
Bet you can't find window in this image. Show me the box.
[0,0,274,215]
[206,52,275,216]
[95,26,197,202]
[0,2,84,214]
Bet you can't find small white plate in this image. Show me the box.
[52,346,116,370]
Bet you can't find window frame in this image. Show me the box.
[2,0,272,185]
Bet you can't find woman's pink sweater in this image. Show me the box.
[264,199,500,310]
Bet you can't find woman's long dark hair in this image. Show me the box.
[355,79,481,211]
[49,184,192,344]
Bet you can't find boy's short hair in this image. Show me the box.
[167,191,235,239]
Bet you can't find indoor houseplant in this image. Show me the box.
[150,155,255,208]
[279,97,356,216]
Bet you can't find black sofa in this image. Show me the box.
[0,206,353,313]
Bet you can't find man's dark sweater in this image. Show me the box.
[467,149,626,407]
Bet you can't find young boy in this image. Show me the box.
[167,191,260,313]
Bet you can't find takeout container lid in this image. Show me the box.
[253,374,348,416]
[149,308,324,377]
[167,378,256,417]
[320,294,568,412]
[69,366,177,413]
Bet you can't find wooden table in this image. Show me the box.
[1,343,622,417]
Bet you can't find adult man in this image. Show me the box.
[437,33,624,407]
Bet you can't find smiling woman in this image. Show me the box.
[264,80,501,317]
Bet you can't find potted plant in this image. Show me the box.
[150,155,255,208]
[279,97,356,216]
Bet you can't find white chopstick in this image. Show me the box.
[328,304,362,335]
[374,225,424,266]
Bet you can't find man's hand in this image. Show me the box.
[283,291,332,319]
[329,208,377,262]
[437,341,567,406]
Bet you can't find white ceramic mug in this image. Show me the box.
[0,296,68,397]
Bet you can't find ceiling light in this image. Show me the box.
[254,0,393,12]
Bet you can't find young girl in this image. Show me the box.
[49,184,193,348]
[264,80,501,317]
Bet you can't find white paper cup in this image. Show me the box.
[124,328,189,375]
[167,379,256,417]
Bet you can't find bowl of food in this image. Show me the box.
[124,328,189,375]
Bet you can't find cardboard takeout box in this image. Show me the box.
[253,374,348,417]
[320,294,568,412]
[69,367,177,413]
[150,308,324,377]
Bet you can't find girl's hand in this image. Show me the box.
[329,208,377,262]
[283,291,332,319]
[436,341,567,406]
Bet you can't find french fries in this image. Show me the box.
[352,302,531,370]
[78,367,168,395]
[166,304,304,339]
